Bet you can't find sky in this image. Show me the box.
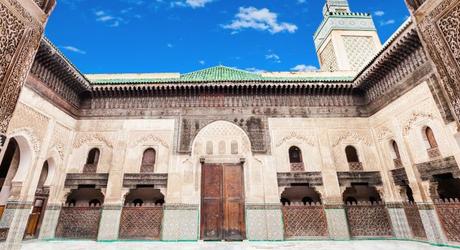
[45,0,410,74]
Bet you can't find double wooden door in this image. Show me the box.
[201,163,245,241]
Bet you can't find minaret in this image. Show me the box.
[314,0,382,72]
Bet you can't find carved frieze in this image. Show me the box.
[337,171,383,186]
[277,172,323,187]
[122,173,168,189]
[64,173,109,189]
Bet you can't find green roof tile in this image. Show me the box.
[181,66,263,81]
[89,65,355,85]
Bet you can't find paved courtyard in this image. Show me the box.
[11,240,450,250]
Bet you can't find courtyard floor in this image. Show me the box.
[10,240,454,250]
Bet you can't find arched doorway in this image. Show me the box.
[24,161,50,239]
[0,138,20,219]
[193,121,249,241]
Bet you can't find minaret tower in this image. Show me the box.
[314,0,382,72]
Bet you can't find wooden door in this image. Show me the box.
[201,163,245,241]
[222,164,245,240]
[201,164,223,240]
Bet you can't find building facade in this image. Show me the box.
[1,0,460,248]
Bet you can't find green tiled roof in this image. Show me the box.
[89,65,354,85]
[181,66,263,81]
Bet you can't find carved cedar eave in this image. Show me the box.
[390,168,409,186]
[354,21,423,90]
[277,172,323,187]
[416,156,460,182]
[32,38,91,94]
[337,171,383,186]
[64,173,109,189]
[90,81,355,95]
[122,173,168,189]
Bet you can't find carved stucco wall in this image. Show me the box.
[0,0,53,136]
[413,0,460,126]
[320,40,339,72]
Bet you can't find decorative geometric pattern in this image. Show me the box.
[348,162,363,171]
[161,208,199,240]
[282,204,328,238]
[290,163,305,172]
[403,203,427,239]
[438,3,460,68]
[435,200,460,242]
[55,207,101,239]
[343,36,376,71]
[345,203,393,237]
[320,41,338,72]
[119,206,163,240]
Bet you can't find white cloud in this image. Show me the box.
[291,64,317,72]
[223,7,298,34]
[61,46,87,55]
[380,19,395,26]
[167,43,174,48]
[245,67,266,73]
[199,60,206,65]
[374,10,385,17]
[171,0,214,8]
[94,10,124,27]
[265,53,281,63]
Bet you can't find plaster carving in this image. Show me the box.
[130,134,170,149]
[73,133,113,149]
[332,130,371,147]
[402,111,435,135]
[7,103,49,139]
[376,126,393,141]
[416,0,460,122]
[275,131,316,148]
[9,127,40,152]
[0,0,44,134]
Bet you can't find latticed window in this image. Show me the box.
[391,140,403,168]
[83,148,100,173]
[140,148,156,173]
[289,146,305,171]
[345,146,363,171]
[424,127,441,159]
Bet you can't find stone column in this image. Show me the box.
[38,203,61,240]
[386,202,412,239]
[418,203,447,244]
[0,201,33,248]
[324,202,350,240]
[97,203,123,241]
[0,0,56,153]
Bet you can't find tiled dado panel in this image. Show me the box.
[245,204,283,241]
[38,204,61,240]
[161,204,199,241]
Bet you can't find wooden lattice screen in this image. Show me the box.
[435,199,460,242]
[403,202,427,239]
[55,207,101,239]
[345,202,393,238]
[282,203,328,239]
[119,206,163,240]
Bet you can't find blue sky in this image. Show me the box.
[46,0,410,74]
